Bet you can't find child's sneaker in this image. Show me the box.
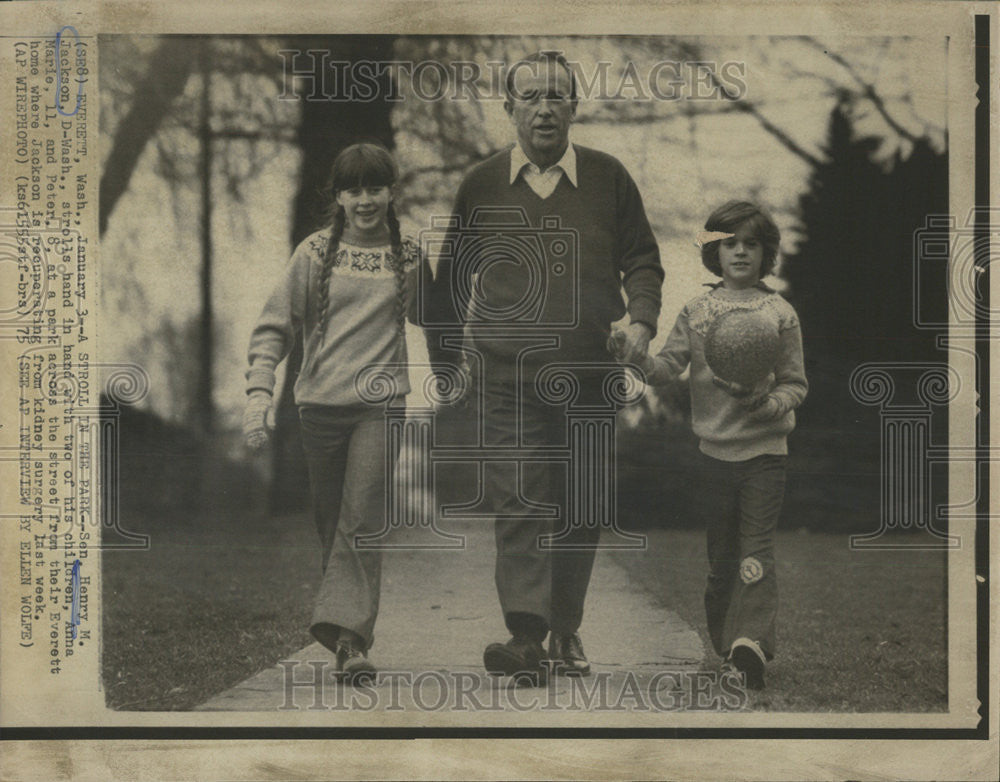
[335,640,376,685]
[728,637,766,690]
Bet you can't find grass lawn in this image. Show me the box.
[102,512,321,711]
[619,528,948,712]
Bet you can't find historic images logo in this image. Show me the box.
[278,663,749,713]
[277,54,748,104]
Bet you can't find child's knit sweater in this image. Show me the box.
[246,229,422,407]
[646,284,808,462]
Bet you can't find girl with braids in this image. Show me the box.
[242,143,423,683]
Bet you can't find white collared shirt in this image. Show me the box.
[509,142,578,199]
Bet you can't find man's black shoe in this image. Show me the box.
[548,632,591,676]
[484,636,546,685]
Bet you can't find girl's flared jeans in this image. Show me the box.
[299,405,398,651]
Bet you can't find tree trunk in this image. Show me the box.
[270,36,398,512]
[99,37,198,236]
[197,43,215,437]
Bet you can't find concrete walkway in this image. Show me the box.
[197,520,703,719]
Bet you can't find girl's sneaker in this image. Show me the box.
[335,641,376,685]
[728,638,766,690]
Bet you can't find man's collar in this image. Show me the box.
[509,143,578,187]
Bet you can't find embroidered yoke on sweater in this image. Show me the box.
[425,144,664,377]
[646,285,808,462]
[246,229,422,407]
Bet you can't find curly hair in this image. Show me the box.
[700,200,781,279]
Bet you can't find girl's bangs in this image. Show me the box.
[734,212,770,239]
[332,146,397,190]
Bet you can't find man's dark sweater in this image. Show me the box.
[425,144,663,377]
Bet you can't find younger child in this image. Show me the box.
[634,200,807,689]
[242,143,423,683]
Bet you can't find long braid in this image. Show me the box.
[386,204,407,351]
[317,206,346,342]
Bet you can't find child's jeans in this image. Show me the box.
[299,404,399,651]
[697,452,786,661]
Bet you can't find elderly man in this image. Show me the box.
[425,51,663,682]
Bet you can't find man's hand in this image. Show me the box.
[607,328,627,361]
[243,390,274,452]
[621,321,653,365]
[608,320,652,366]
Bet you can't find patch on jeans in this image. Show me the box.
[739,556,764,585]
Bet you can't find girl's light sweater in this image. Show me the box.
[246,228,422,407]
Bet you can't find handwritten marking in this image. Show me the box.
[70,558,81,638]
[55,26,83,117]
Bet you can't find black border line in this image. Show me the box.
[1,17,992,742]
[0,727,991,740]
[973,10,991,742]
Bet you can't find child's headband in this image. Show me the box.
[694,231,734,249]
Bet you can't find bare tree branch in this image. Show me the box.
[707,69,824,168]
[800,36,921,144]
[727,110,823,168]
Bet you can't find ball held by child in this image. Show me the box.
[704,308,781,388]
